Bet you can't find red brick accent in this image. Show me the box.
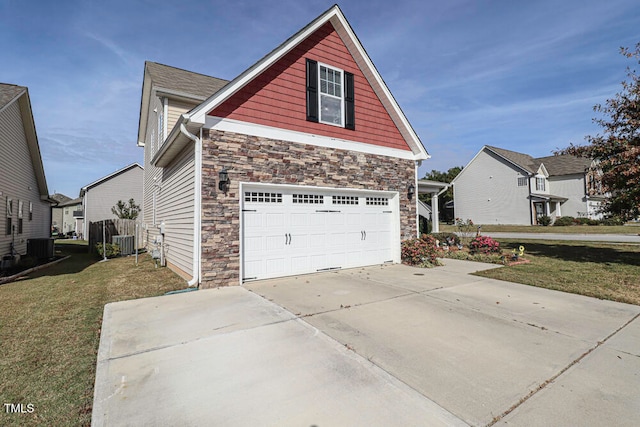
[208,22,410,151]
[200,129,417,288]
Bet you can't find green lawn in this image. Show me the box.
[0,241,186,427]
[475,239,640,305]
[439,223,640,234]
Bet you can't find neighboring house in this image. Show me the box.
[57,197,83,237]
[80,163,143,238]
[452,145,604,225]
[137,5,430,287]
[50,193,72,233]
[0,83,52,261]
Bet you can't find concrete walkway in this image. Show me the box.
[481,231,640,243]
[93,260,640,426]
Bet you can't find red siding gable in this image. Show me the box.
[208,22,410,151]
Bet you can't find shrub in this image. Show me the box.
[401,234,441,267]
[469,235,501,254]
[601,215,625,226]
[455,218,477,246]
[95,243,120,258]
[553,216,575,226]
[538,215,551,226]
[431,232,460,247]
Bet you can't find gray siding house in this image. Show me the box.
[80,163,143,238]
[56,197,83,237]
[452,145,604,225]
[0,83,52,261]
[51,193,72,233]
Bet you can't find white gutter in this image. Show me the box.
[180,119,201,288]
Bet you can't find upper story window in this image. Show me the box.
[517,177,527,187]
[158,110,164,144]
[319,64,343,126]
[306,59,355,130]
[536,176,546,192]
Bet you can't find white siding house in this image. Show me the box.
[453,146,603,225]
[80,164,143,238]
[138,62,228,279]
[0,83,52,261]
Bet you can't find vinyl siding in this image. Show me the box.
[167,99,197,133]
[0,100,51,256]
[142,95,163,251]
[209,21,410,151]
[549,175,587,217]
[454,150,531,225]
[84,166,143,226]
[141,93,196,278]
[156,144,195,277]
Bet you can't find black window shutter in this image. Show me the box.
[344,71,355,130]
[306,59,319,122]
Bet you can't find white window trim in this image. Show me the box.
[317,62,345,127]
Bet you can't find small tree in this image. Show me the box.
[111,198,140,220]
[556,43,640,220]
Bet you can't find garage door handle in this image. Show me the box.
[285,233,291,245]
[364,230,366,240]
[288,233,291,244]
[361,230,364,240]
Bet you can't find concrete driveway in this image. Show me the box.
[93,260,640,426]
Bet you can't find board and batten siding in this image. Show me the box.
[0,100,50,256]
[156,144,195,278]
[549,175,587,217]
[84,166,143,226]
[454,150,531,225]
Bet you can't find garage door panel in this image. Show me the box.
[242,186,396,281]
[265,257,286,275]
[266,213,285,227]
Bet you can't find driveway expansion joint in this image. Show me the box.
[486,310,640,426]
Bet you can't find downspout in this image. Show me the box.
[414,161,420,238]
[180,120,201,288]
[527,174,534,225]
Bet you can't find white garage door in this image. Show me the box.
[241,185,397,281]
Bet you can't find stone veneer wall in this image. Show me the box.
[200,129,417,288]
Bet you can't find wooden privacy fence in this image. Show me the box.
[88,219,144,254]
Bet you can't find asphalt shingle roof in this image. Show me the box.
[0,83,26,110]
[145,62,229,99]
[535,154,592,176]
[485,145,592,176]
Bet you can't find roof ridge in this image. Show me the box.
[145,61,228,83]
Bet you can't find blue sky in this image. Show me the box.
[1,0,639,197]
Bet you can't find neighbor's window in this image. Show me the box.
[29,202,33,221]
[5,197,12,235]
[517,177,527,187]
[319,64,344,126]
[536,177,546,192]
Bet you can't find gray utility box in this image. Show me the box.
[27,238,54,259]
[112,235,134,256]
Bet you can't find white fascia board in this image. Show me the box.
[330,13,429,160]
[188,7,339,125]
[205,116,418,161]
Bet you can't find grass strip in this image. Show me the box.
[0,242,185,426]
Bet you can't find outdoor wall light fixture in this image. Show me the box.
[407,183,415,200]
[218,168,230,194]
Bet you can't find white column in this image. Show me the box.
[431,192,440,233]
